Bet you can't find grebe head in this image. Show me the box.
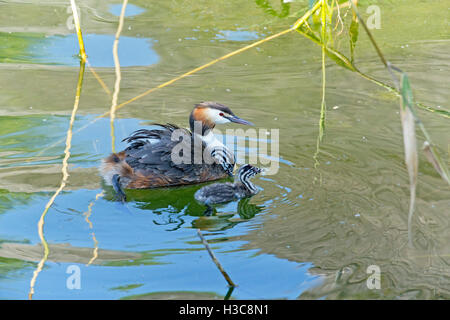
[236,164,262,184]
[189,101,253,135]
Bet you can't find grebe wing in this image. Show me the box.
[121,124,226,186]
[123,123,190,168]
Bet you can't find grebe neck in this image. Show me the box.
[237,171,258,194]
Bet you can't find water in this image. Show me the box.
[0,0,449,300]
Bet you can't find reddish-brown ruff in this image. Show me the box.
[191,106,215,130]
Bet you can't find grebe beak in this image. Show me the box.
[225,115,254,126]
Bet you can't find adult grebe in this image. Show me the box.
[100,101,253,201]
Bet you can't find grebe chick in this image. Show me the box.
[194,164,262,214]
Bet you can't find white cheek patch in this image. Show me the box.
[206,108,230,124]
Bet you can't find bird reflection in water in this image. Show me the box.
[102,183,263,232]
[191,197,263,231]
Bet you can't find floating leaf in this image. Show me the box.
[297,26,356,71]
[423,141,450,185]
[349,8,359,63]
[399,74,450,186]
[400,74,418,189]
[319,0,333,46]
[399,74,418,246]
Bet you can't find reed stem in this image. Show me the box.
[29,61,86,299]
[110,0,128,153]
[197,229,236,287]
[69,0,87,61]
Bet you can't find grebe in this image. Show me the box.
[194,164,262,214]
[100,102,253,201]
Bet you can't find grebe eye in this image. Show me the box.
[219,112,224,116]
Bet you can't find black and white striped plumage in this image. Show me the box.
[194,164,262,206]
[209,144,235,176]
